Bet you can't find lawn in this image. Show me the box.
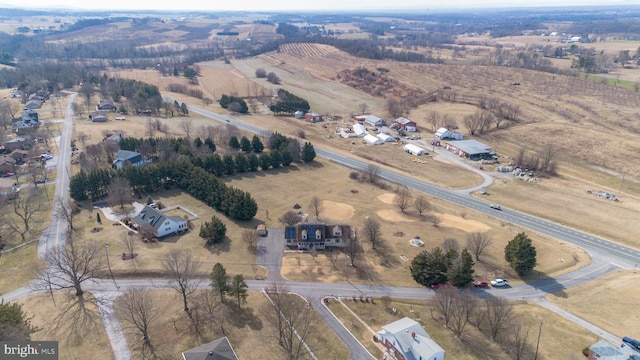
[328,296,596,360]
[113,289,349,359]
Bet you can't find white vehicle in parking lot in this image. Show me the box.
[490,279,509,287]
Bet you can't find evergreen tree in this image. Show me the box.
[210,263,229,303]
[96,213,102,224]
[223,154,236,175]
[259,153,271,170]
[0,301,39,341]
[228,274,249,308]
[270,149,282,168]
[199,216,227,245]
[251,135,264,153]
[240,136,252,153]
[235,153,248,173]
[193,137,203,148]
[410,247,449,287]
[281,148,293,166]
[69,170,88,201]
[505,232,537,276]
[301,142,316,162]
[204,138,216,152]
[247,153,260,171]
[229,136,240,150]
[447,248,475,287]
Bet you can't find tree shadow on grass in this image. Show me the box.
[227,304,263,331]
[205,237,231,255]
[48,292,103,347]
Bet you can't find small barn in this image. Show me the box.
[363,134,383,145]
[393,117,417,132]
[445,140,493,160]
[361,115,385,127]
[403,143,427,155]
[304,112,323,122]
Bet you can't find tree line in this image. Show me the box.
[269,88,311,115]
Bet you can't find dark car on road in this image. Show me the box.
[473,281,489,288]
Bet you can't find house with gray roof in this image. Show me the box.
[182,337,238,360]
[376,317,445,360]
[285,222,351,250]
[444,139,494,161]
[132,205,187,238]
[587,339,640,360]
[113,150,149,169]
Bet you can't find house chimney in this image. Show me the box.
[411,332,416,339]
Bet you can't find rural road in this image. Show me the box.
[2,100,630,360]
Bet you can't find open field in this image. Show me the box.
[113,290,349,359]
[328,296,595,360]
[17,291,114,360]
[546,269,640,338]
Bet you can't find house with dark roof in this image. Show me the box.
[113,150,149,169]
[89,110,109,122]
[9,149,30,164]
[285,222,351,250]
[23,99,42,110]
[97,99,117,111]
[0,155,17,173]
[376,317,445,360]
[132,205,188,238]
[181,337,238,360]
[444,139,494,161]
[3,137,30,151]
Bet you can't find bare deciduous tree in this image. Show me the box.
[36,236,105,297]
[56,197,76,232]
[344,228,362,267]
[363,216,381,250]
[466,232,492,261]
[511,320,531,360]
[9,189,42,242]
[425,110,452,132]
[107,177,133,211]
[414,195,430,216]
[180,118,193,138]
[162,251,201,312]
[120,231,137,264]
[541,143,556,173]
[85,143,104,165]
[482,297,513,341]
[114,288,158,359]
[442,238,459,253]
[448,290,477,338]
[279,210,302,226]
[358,103,369,114]
[394,187,412,213]
[242,229,257,251]
[433,286,457,328]
[262,281,318,360]
[77,132,89,148]
[308,196,323,221]
[146,118,155,137]
[364,164,380,184]
[138,223,156,242]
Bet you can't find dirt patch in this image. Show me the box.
[376,209,415,222]
[321,200,355,221]
[376,193,396,204]
[436,213,491,233]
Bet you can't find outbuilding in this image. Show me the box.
[403,143,427,155]
[352,123,368,137]
[363,134,383,145]
[393,117,417,132]
[376,133,394,142]
[445,139,493,160]
[363,115,385,127]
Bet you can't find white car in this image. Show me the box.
[490,279,509,287]
[490,204,501,210]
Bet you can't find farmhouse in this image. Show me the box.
[0,155,17,173]
[376,317,445,360]
[97,99,117,111]
[587,339,640,360]
[392,117,417,132]
[403,143,427,156]
[182,337,238,360]
[113,150,149,169]
[132,205,188,238]
[23,99,42,110]
[444,139,493,161]
[363,134,383,145]
[89,110,109,122]
[285,222,351,250]
[434,127,463,140]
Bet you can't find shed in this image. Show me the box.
[352,123,368,137]
[304,112,323,122]
[363,115,385,127]
[403,143,427,155]
[445,140,493,160]
[363,134,383,145]
[393,117,417,132]
[294,111,304,119]
[376,133,394,142]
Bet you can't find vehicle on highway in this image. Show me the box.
[490,279,509,287]
[473,281,489,288]
[225,119,231,123]
[430,283,447,289]
[490,204,501,210]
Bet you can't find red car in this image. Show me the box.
[430,283,447,289]
[473,281,489,288]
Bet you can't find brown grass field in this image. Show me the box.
[327,296,595,360]
[113,290,349,359]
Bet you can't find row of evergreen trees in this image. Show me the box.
[269,89,311,115]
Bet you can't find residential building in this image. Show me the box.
[97,99,117,111]
[0,155,17,173]
[376,317,445,360]
[131,205,188,238]
[181,337,238,360]
[393,117,417,132]
[434,127,463,140]
[444,140,493,161]
[9,149,30,164]
[285,222,351,250]
[23,99,42,110]
[113,150,149,169]
[3,137,30,151]
[587,339,640,360]
[89,110,109,122]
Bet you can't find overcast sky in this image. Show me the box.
[1,0,637,12]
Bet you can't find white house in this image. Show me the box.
[377,317,445,360]
[363,134,383,145]
[403,143,427,155]
[352,123,368,137]
[376,133,395,142]
[434,127,463,140]
[132,205,188,238]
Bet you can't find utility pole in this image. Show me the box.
[104,244,119,290]
[534,321,543,360]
